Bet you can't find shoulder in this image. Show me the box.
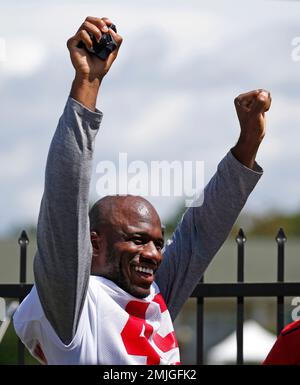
[281,319,300,336]
[14,285,43,324]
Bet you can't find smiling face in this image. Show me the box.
[90,196,164,298]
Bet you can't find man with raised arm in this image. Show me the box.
[13,16,271,365]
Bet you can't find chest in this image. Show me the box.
[82,284,179,364]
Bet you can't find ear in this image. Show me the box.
[90,231,108,275]
[91,231,101,254]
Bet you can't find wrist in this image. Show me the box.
[74,73,103,89]
[238,129,265,145]
[70,75,102,111]
[231,136,262,170]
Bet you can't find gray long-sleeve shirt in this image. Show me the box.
[29,97,262,346]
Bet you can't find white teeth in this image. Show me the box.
[134,266,154,275]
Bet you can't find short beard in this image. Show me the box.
[105,250,149,299]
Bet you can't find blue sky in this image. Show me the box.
[1,0,300,237]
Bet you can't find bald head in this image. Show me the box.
[89,195,161,234]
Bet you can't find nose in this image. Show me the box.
[140,241,161,265]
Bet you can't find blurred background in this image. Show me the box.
[1,0,300,364]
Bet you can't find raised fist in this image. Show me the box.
[232,89,272,169]
[234,89,272,142]
[67,16,123,81]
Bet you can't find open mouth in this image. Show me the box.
[130,263,156,284]
[134,266,154,276]
[129,256,158,286]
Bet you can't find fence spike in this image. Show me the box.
[276,228,287,244]
[18,230,29,245]
[236,228,246,244]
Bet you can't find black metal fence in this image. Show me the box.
[0,231,32,365]
[191,228,300,365]
[1,228,300,365]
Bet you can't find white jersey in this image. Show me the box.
[13,276,180,365]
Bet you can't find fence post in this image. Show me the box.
[276,228,286,336]
[236,228,246,365]
[17,230,29,365]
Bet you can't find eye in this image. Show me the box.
[155,242,164,251]
[130,238,143,245]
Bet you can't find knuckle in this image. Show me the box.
[257,89,269,100]
[66,37,73,48]
[257,97,265,104]
[257,92,268,102]
[234,96,240,105]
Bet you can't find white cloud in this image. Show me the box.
[0,38,6,62]
[0,143,35,179]
[263,95,300,161]
[17,185,43,224]
[1,0,300,236]
[126,93,192,146]
[1,37,47,77]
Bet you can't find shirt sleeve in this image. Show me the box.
[263,324,300,365]
[155,151,263,320]
[33,97,103,344]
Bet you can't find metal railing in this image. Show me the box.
[1,228,300,364]
[191,228,300,365]
[0,231,32,365]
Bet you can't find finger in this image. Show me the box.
[80,20,102,42]
[101,17,113,26]
[105,43,121,68]
[235,90,260,110]
[262,90,272,112]
[68,30,93,51]
[85,16,110,32]
[251,90,272,115]
[108,28,123,47]
[104,29,123,67]
[234,95,252,113]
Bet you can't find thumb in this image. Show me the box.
[104,28,123,67]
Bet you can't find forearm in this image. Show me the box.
[231,135,263,170]
[34,97,102,344]
[70,75,102,111]
[193,151,262,257]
